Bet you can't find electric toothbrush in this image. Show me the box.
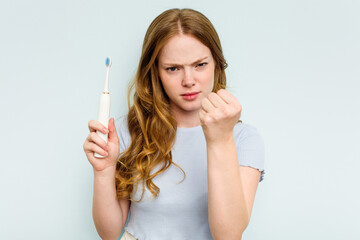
[94,56,112,158]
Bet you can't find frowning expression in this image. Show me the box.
[157,34,215,116]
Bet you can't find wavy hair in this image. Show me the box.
[115,8,228,202]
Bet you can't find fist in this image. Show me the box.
[199,89,242,143]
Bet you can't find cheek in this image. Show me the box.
[204,68,215,89]
[159,73,175,96]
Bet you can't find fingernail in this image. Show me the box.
[103,128,108,133]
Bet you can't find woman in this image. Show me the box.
[83,8,265,240]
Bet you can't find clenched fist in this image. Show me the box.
[83,118,120,172]
[199,89,242,144]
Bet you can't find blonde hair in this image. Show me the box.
[115,8,228,202]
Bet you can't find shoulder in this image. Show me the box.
[115,115,131,150]
[233,121,264,144]
[115,114,128,131]
[233,121,266,182]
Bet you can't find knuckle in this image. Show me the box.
[90,143,98,152]
[217,89,226,95]
[88,133,94,140]
[220,107,229,116]
[209,92,216,98]
[235,105,241,113]
[90,132,97,139]
[89,143,94,151]
[88,120,94,127]
[203,116,212,125]
[210,111,219,119]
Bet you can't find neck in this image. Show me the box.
[170,107,201,128]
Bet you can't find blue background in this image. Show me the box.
[0,0,359,239]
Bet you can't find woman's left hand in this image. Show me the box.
[199,89,242,144]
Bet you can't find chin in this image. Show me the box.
[181,103,202,112]
[170,97,202,113]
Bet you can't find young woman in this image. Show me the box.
[83,8,265,240]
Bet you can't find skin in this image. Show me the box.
[84,33,261,240]
[157,33,242,143]
[158,33,261,239]
[157,33,215,128]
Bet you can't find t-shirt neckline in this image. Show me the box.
[176,125,202,132]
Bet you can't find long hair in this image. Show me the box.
[115,8,228,202]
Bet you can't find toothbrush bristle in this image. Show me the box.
[105,57,112,67]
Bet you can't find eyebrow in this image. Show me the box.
[161,56,209,66]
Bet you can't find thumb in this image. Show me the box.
[108,118,119,143]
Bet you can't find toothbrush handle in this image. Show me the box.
[94,93,110,158]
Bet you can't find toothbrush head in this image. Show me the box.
[105,56,112,67]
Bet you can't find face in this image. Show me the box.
[157,34,215,117]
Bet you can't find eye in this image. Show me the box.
[166,67,178,72]
[197,62,207,67]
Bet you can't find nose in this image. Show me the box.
[182,68,195,87]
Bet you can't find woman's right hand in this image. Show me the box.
[83,118,120,172]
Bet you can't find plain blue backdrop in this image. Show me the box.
[0,0,359,239]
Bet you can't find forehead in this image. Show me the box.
[158,34,212,64]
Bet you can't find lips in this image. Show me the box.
[181,92,200,96]
[181,92,200,100]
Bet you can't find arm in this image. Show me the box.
[84,118,129,240]
[207,138,261,240]
[200,90,261,240]
[92,167,124,240]
[207,138,249,240]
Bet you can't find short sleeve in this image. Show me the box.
[114,115,131,154]
[234,123,266,182]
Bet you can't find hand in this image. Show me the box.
[83,118,120,172]
[199,89,242,144]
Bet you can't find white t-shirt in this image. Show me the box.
[115,115,265,240]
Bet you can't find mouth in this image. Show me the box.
[181,92,200,100]
[181,92,200,96]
